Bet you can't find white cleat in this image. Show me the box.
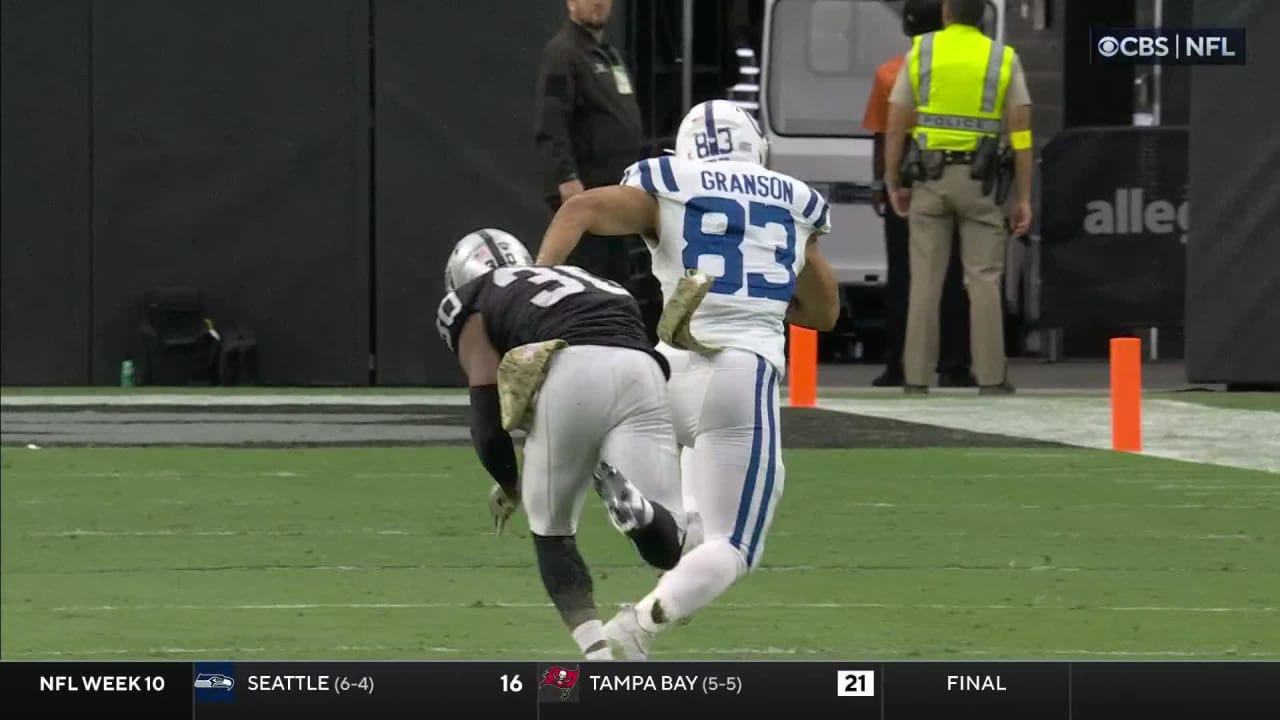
[593,462,647,533]
[604,606,654,661]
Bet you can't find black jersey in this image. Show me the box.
[435,265,669,377]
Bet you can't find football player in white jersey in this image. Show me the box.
[535,99,840,658]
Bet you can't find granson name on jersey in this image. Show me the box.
[696,168,795,204]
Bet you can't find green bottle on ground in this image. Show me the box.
[120,359,135,388]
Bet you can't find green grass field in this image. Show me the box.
[3,444,1276,661]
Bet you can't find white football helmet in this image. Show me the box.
[673,100,768,165]
[443,228,533,293]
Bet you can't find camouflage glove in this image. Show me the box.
[658,270,721,355]
[488,484,520,536]
[497,339,569,431]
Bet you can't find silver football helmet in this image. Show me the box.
[443,228,533,293]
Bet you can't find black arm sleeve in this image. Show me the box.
[468,385,519,495]
[534,45,580,187]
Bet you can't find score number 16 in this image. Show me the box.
[501,674,524,693]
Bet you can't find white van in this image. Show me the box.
[759,0,1006,354]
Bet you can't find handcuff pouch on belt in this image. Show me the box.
[994,144,1015,204]
[971,136,1000,194]
[900,139,925,189]
[922,151,946,181]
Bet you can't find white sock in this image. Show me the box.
[638,497,655,526]
[633,538,745,633]
[572,619,610,659]
[585,646,614,660]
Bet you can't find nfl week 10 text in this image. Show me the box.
[3,660,1277,719]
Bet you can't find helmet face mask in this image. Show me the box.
[443,229,533,293]
[674,100,768,166]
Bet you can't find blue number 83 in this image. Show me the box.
[681,196,797,301]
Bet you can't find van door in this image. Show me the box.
[760,0,913,292]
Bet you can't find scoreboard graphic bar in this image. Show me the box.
[2,660,1276,719]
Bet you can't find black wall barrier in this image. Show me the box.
[87,0,371,385]
[371,0,564,386]
[1039,126,1188,329]
[0,0,92,385]
[4,0,575,387]
[1186,0,1280,385]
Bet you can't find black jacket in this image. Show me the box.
[534,21,643,198]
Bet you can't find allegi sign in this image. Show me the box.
[1039,127,1187,327]
[1083,188,1189,244]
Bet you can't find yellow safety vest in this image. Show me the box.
[907,24,1015,151]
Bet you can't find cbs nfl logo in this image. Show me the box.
[1096,35,1132,58]
[1092,28,1245,65]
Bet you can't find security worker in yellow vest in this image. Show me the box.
[884,0,1033,395]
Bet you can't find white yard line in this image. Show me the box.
[6,644,1274,659]
[819,396,1280,474]
[967,649,1276,658]
[21,527,1265,542]
[26,528,428,538]
[0,393,469,407]
[8,647,270,657]
[843,501,1272,510]
[5,471,451,480]
[43,601,1276,614]
[10,562,1263,575]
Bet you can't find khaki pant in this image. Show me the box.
[903,164,1008,387]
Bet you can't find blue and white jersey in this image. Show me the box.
[621,155,832,374]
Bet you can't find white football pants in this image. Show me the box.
[662,344,784,570]
[521,345,682,537]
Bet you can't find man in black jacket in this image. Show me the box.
[534,0,660,341]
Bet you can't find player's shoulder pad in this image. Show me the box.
[794,177,833,235]
[620,155,685,197]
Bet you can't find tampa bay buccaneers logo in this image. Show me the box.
[540,665,580,700]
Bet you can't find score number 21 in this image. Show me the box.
[837,670,875,697]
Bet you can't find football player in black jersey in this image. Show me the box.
[435,228,699,660]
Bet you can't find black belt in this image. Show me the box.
[939,150,975,165]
